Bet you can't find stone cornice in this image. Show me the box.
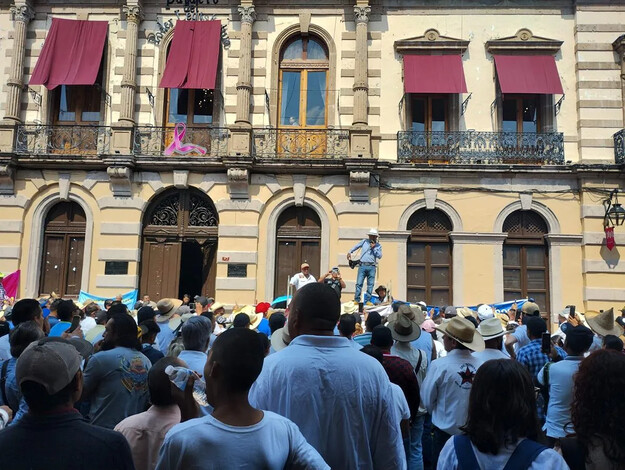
[486,28,562,54]
[544,234,583,246]
[395,29,469,54]
[450,232,508,244]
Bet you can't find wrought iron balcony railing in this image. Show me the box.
[397,130,565,165]
[253,128,350,159]
[14,124,111,156]
[133,125,230,157]
[614,129,625,164]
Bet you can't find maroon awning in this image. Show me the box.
[159,20,221,89]
[30,18,108,90]
[494,55,564,95]
[403,55,468,94]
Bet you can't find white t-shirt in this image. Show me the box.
[390,382,410,422]
[80,316,97,334]
[473,348,510,364]
[289,272,317,290]
[155,411,329,470]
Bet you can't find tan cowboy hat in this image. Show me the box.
[435,316,485,352]
[388,304,425,326]
[229,305,262,330]
[210,302,225,312]
[586,308,624,337]
[388,313,421,342]
[494,312,510,330]
[477,317,506,340]
[456,307,477,319]
[270,325,291,352]
[342,301,359,315]
[155,298,182,322]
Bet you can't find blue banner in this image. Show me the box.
[412,299,528,316]
[78,290,138,310]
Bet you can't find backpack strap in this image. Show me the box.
[453,435,480,470]
[415,349,423,375]
[0,360,10,409]
[503,439,548,470]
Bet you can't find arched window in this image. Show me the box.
[40,202,86,296]
[503,210,550,313]
[278,35,329,128]
[406,209,453,305]
[274,206,321,298]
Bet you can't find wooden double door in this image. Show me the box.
[140,189,218,300]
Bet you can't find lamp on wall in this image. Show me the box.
[604,189,625,228]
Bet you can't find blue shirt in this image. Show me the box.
[349,239,383,264]
[155,320,177,352]
[49,321,71,337]
[257,318,271,337]
[411,331,434,365]
[177,350,207,376]
[1,358,29,424]
[516,339,566,378]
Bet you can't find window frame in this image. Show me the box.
[407,94,450,133]
[500,94,542,134]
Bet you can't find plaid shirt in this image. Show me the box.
[516,339,567,378]
[382,354,420,419]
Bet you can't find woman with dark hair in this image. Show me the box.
[437,359,568,469]
[560,350,625,470]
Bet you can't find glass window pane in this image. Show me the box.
[305,72,326,126]
[307,38,327,60]
[527,270,546,290]
[504,268,521,290]
[502,98,518,133]
[192,89,214,124]
[407,288,426,304]
[58,86,76,122]
[168,89,189,124]
[529,292,547,312]
[407,243,425,263]
[411,98,425,132]
[407,266,426,286]
[431,289,450,307]
[430,244,450,265]
[504,291,523,302]
[431,98,446,132]
[431,267,450,287]
[81,86,101,122]
[280,72,301,126]
[503,245,520,267]
[283,39,303,60]
[526,246,545,267]
[522,98,538,133]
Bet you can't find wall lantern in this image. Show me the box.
[604,189,625,228]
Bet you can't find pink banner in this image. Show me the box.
[605,226,616,251]
[1,270,20,299]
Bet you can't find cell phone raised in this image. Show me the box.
[569,305,576,320]
[67,315,81,333]
[541,332,551,354]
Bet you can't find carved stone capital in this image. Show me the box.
[354,5,371,25]
[0,163,16,195]
[238,5,256,24]
[227,167,250,200]
[10,4,34,23]
[349,170,370,202]
[123,5,144,24]
[107,166,133,197]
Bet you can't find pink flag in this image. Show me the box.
[1,270,20,299]
[605,226,616,251]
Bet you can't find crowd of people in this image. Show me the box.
[0,285,623,470]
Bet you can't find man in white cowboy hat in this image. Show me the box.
[420,316,485,467]
[587,307,624,344]
[473,317,510,363]
[505,301,541,359]
[348,228,383,302]
[154,298,183,352]
[289,263,317,291]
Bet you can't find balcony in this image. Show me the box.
[253,128,350,159]
[397,130,565,165]
[14,124,111,157]
[614,129,625,164]
[133,125,230,157]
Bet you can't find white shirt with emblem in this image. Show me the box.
[420,349,483,435]
[289,272,317,290]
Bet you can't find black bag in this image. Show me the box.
[348,259,361,269]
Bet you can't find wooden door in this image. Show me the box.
[40,235,65,296]
[140,240,182,300]
[65,236,85,296]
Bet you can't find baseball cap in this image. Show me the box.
[16,339,81,395]
[301,263,310,269]
[521,302,540,316]
[195,296,210,307]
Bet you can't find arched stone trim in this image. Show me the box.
[263,195,331,300]
[25,191,94,298]
[269,23,337,127]
[493,200,561,234]
[398,199,463,231]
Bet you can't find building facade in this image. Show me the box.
[0,0,623,324]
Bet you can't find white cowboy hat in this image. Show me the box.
[368,228,379,237]
[435,316,485,352]
[477,317,506,340]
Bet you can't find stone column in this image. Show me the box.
[5,2,34,123]
[119,3,143,125]
[352,4,370,126]
[235,4,256,126]
[613,36,625,127]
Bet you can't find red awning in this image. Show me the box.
[160,20,222,89]
[403,55,468,94]
[30,18,108,90]
[494,55,564,95]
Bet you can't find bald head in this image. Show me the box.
[288,283,340,338]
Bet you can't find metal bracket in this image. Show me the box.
[461,93,472,115]
[490,99,497,116]
[95,84,112,107]
[145,87,155,108]
[555,94,565,116]
[24,86,42,108]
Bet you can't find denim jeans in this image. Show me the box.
[422,413,433,470]
[432,426,452,469]
[408,415,425,470]
[355,264,376,301]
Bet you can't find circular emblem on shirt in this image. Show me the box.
[455,363,477,389]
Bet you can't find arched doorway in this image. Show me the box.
[406,208,453,305]
[39,202,86,297]
[503,210,550,313]
[140,189,218,300]
[274,206,321,298]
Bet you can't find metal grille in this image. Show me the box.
[189,195,218,227]
[503,210,548,235]
[148,194,180,226]
[407,209,453,233]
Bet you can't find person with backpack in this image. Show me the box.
[437,359,569,469]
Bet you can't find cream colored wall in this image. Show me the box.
[0,10,14,119]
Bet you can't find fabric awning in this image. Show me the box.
[159,20,222,89]
[403,55,468,94]
[494,55,563,95]
[30,18,108,90]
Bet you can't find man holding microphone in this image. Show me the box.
[347,229,383,302]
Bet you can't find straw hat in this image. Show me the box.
[342,301,359,315]
[155,298,182,322]
[388,313,421,342]
[388,304,425,326]
[456,307,477,320]
[270,325,291,352]
[477,317,506,340]
[230,305,262,330]
[586,308,624,337]
[435,317,485,352]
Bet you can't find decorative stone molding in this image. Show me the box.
[449,232,508,245]
[0,161,16,195]
[424,188,438,210]
[227,167,249,200]
[299,12,311,35]
[173,170,189,189]
[107,166,133,197]
[544,234,583,246]
[519,193,533,210]
[349,170,370,202]
[122,5,144,24]
[354,5,371,24]
[293,175,307,206]
[58,173,71,201]
[394,28,469,53]
[486,29,563,53]
[10,4,34,23]
[237,5,256,24]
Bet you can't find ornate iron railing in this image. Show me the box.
[397,130,565,164]
[253,128,350,159]
[14,124,111,156]
[133,126,230,157]
[614,129,625,164]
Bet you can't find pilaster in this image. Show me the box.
[613,35,625,126]
[235,3,256,127]
[352,4,370,126]
[5,2,34,123]
[119,3,144,125]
